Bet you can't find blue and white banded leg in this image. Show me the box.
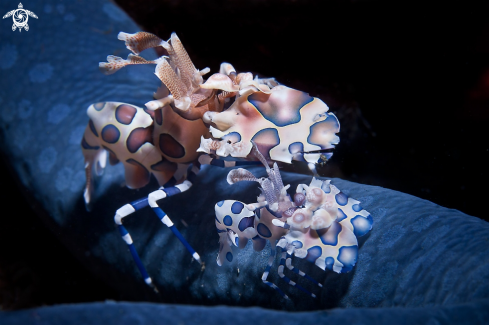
[277,248,316,298]
[261,247,289,300]
[275,233,322,296]
[114,180,202,291]
[285,253,322,288]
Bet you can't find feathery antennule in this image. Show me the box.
[99,54,158,75]
[170,33,200,87]
[250,141,270,172]
[270,162,284,194]
[161,38,193,90]
[260,179,278,210]
[227,168,259,184]
[154,58,187,101]
[118,31,164,55]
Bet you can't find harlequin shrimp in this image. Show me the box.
[197,68,340,174]
[81,31,340,290]
[214,146,373,299]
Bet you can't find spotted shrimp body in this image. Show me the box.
[82,30,343,291]
[201,85,340,169]
[214,149,373,298]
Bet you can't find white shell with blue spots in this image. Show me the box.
[215,200,258,266]
[215,169,373,295]
[207,85,340,164]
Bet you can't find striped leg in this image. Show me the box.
[277,249,316,298]
[115,197,156,290]
[261,247,289,300]
[285,253,322,288]
[148,181,202,264]
[198,154,261,168]
[114,180,201,290]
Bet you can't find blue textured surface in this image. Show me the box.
[0,0,488,323]
[1,300,489,325]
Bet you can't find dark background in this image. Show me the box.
[1,0,488,310]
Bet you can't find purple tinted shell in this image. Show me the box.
[283,208,296,218]
[294,193,306,206]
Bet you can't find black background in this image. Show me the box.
[1,0,488,309]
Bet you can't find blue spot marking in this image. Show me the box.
[238,216,254,232]
[351,215,373,237]
[223,215,233,226]
[307,114,340,148]
[335,192,348,206]
[305,246,322,263]
[288,142,304,154]
[163,187,181,197]
[352,204,362,212]
[321,182,331,193]
[101,124,120,143]
[235,237,239,246]
[115,104,137,125]
[231,201,244,214]
[222,132,241,143]
[217,200,225,207]
[291,241,303,249]
[251,128,280,154]
[248,90,312,127]
[288,142,305,162]
[93,102,105,111]
[325,257,335,270]
[316,221,341,246]
[337,208,348,222]
[226,252,233,262]
[257,223,272,238]
[337,246,358,273]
